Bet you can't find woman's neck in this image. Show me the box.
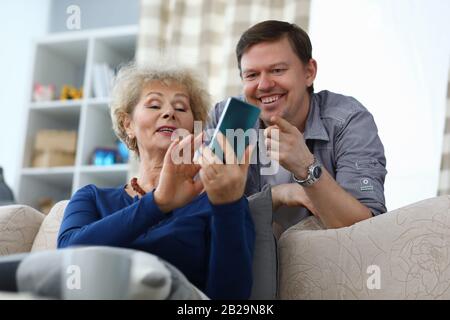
[136,151,165,192]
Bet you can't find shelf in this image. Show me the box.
[95,34,137,60]
[32,40,88,99]
[86,97,111,106]
[29,102,81,120]
[39,25,138,44]
[80,103,118,165]
[19,26,137,210]
[21,169,73,187]
[86,98,110,113]
[18,169,74,208]
[78,165,128,189]
[22,166,75,175]
[89,31,136,99]
[30,100,82,108]
[80,164,129,173]
[22,110,80,169]
[28,107,80,130]
[36,40,88,66]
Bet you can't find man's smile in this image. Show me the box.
[256,93,286,110]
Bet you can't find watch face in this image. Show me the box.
[313,166,322,179]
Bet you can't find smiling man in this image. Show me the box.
[207,20,387,232]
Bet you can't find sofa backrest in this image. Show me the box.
[278,195,450,299]
[31,200,68,252]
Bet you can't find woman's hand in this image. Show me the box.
[196,132,254,205]
[154,134,204,213]
[271,183,317,215]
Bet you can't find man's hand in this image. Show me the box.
[154,134,204,213]
[196,132,254,205]
[271,183,317,215]
[264,116,314,179]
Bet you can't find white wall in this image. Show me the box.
[0,1,50,197]
[0,0,139,199]
[309,0,450,210]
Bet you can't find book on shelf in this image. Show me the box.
[92,63,115,98]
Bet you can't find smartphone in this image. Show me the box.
[208,97,261,162]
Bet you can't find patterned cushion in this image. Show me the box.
[31,201,68,252]
[247,185,277,300]
[0,205,44,256]
[278,195,450,299]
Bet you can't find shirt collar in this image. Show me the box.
[303,93,329,142]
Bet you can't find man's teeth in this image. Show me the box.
[261,95,281,104]
[158,128,174,132]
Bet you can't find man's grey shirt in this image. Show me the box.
[205,90,387,228]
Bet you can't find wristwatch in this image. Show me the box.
[292,157,322,187]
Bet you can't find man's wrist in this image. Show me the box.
[271,185,281,211]
[292,153,315,180]
[293,156,323,187]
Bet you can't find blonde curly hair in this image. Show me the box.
[110,61,210,155]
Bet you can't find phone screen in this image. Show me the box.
[208,97,261,162]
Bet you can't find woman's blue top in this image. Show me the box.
[57,184,255,299]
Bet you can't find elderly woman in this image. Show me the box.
[57,62,255,300]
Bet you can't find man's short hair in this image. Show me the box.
[236,20,314,94]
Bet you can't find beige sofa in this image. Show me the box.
[278,195,450,299]
[1,196,450,299]
[0,201,67,255]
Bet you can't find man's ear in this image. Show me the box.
[305,58,317,88]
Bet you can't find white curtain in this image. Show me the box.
[129,0,311,177]
[137,0,310,102]
[438,72,450,195]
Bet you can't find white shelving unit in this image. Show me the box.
[17,26,138,210]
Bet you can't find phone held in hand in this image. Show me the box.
[208,97,261,162]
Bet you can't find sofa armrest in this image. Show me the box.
[0,205,45,256]
[278,195,450,299]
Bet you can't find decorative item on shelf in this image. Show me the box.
[60,85,83,100]
[33,83,55,102]
[117,141,129,163]
[91,147,120,166]
[0,167,15,205]
[32,130,77,168]
[38,197,55,215]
